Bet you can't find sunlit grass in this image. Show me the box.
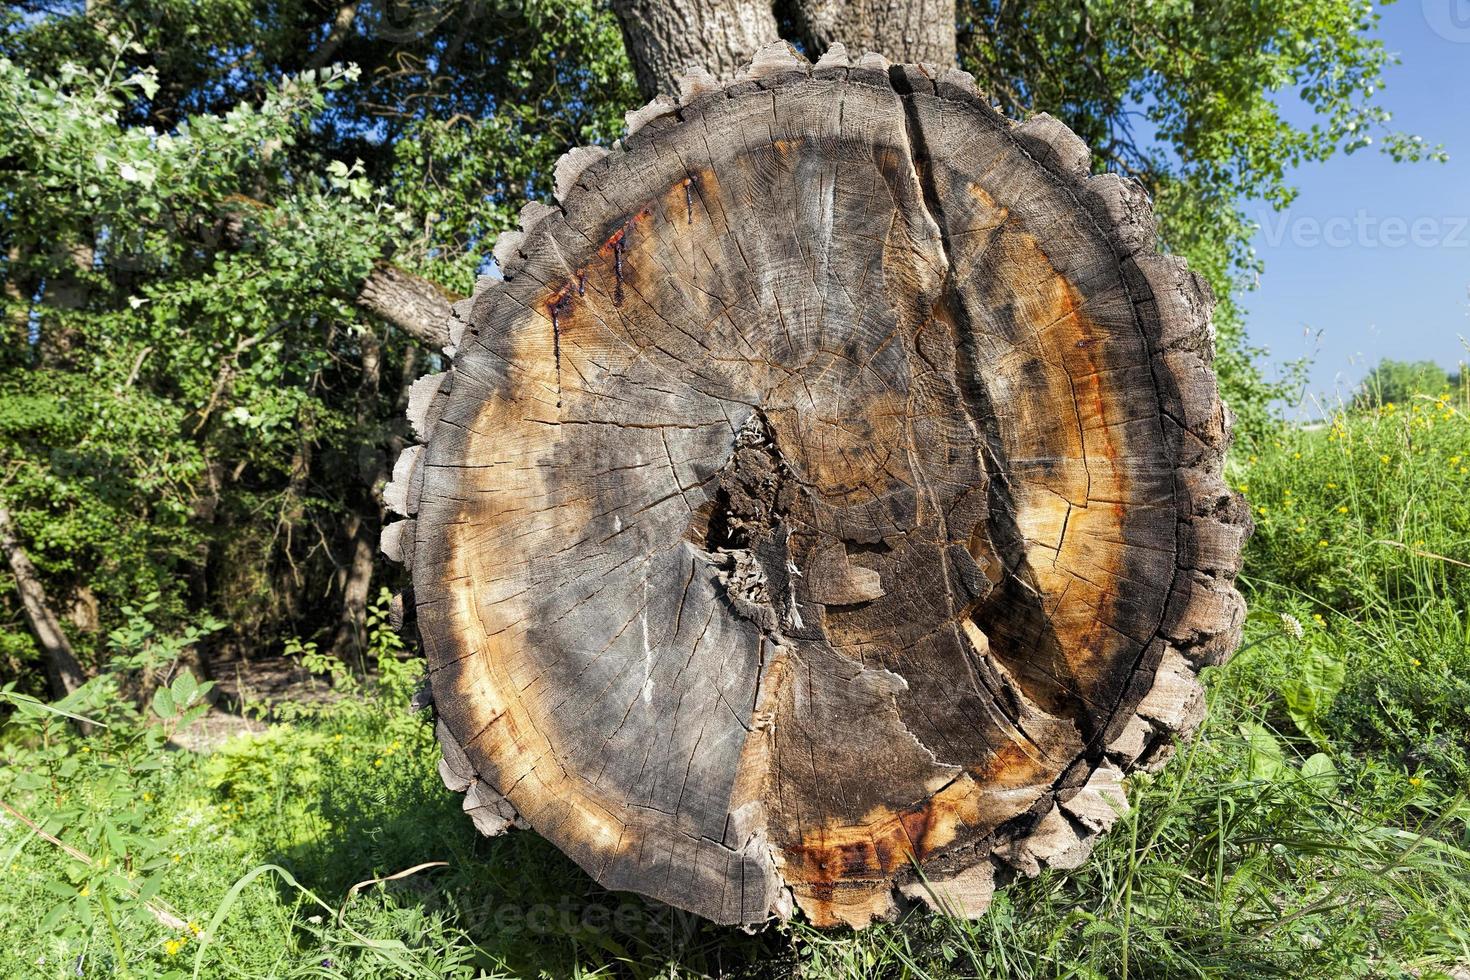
[3,394,1470,978]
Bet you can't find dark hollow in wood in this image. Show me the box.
[383,45,1249,929]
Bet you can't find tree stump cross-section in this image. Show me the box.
[382,43,1250,929]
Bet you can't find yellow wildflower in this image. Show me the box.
[79,885,90,897]
[1327,482,1338,489]
[1238,483,1249,493]
[1293,452,1302,460]
[1379,454,1391,464]
[1257,505,1267,516]
[188,921,201,936]
[1312,613,1325,624]
[1337,506,1348,514]
[1318,540,1329,547]
[1410,658,1422,667]
[374,758,384,767]
[164,938,185,956]
[1451,456,1462,466]
[1409,776,1423,787]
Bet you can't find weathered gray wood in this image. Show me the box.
[386,48,1249,929]
[355,260,458,350]
[790,0,956,71]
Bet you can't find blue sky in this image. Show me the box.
[1240,0,1470,415]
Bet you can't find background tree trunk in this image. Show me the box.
[788,0,956,69]
[384,48,1248,928]
[0,507,87,699]
[330,326,387,662]
[610,0,779,100]
[612,0,957,100]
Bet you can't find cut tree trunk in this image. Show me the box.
[382,45,1249,929]
[0,507,87,699]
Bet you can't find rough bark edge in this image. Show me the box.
[382,41,1251,928]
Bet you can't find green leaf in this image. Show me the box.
[152,686,177,720]
[1241,722,1290,782]
[1280,647,1346,750]
[74,892,93,928]
[1299,753,1340,796]
[171,670,198,706]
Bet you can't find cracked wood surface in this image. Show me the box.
[384,45,1249,929]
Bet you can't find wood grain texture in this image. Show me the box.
[383,44,1249,929]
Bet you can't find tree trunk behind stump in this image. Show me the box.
[382,44,1249,929]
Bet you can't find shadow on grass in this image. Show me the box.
[269,750,796,978]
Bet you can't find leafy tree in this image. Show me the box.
[0,1,637,696]
[954,0,1443,442]
[1352,358,1455,409]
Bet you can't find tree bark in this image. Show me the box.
[788,0,956,69]
[612,0,957,100]
[35,243,94,368]
[354,261,456,350]
[331,327,386,661]
[384,48,1248,928]
[307,2,360,70]
[0,507,87,699]
[332,515,377,661]
[611,0,780,100]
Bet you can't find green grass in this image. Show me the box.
[3,392,1470,978]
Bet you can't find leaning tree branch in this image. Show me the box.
[354,259,456,349]
[0,507,87,699]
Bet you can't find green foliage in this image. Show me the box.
[1279,644,1347,751]
[0,1,637,690]
[0,608,215,975]
[959,0,1439,441]
[1353,358,1460,411]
